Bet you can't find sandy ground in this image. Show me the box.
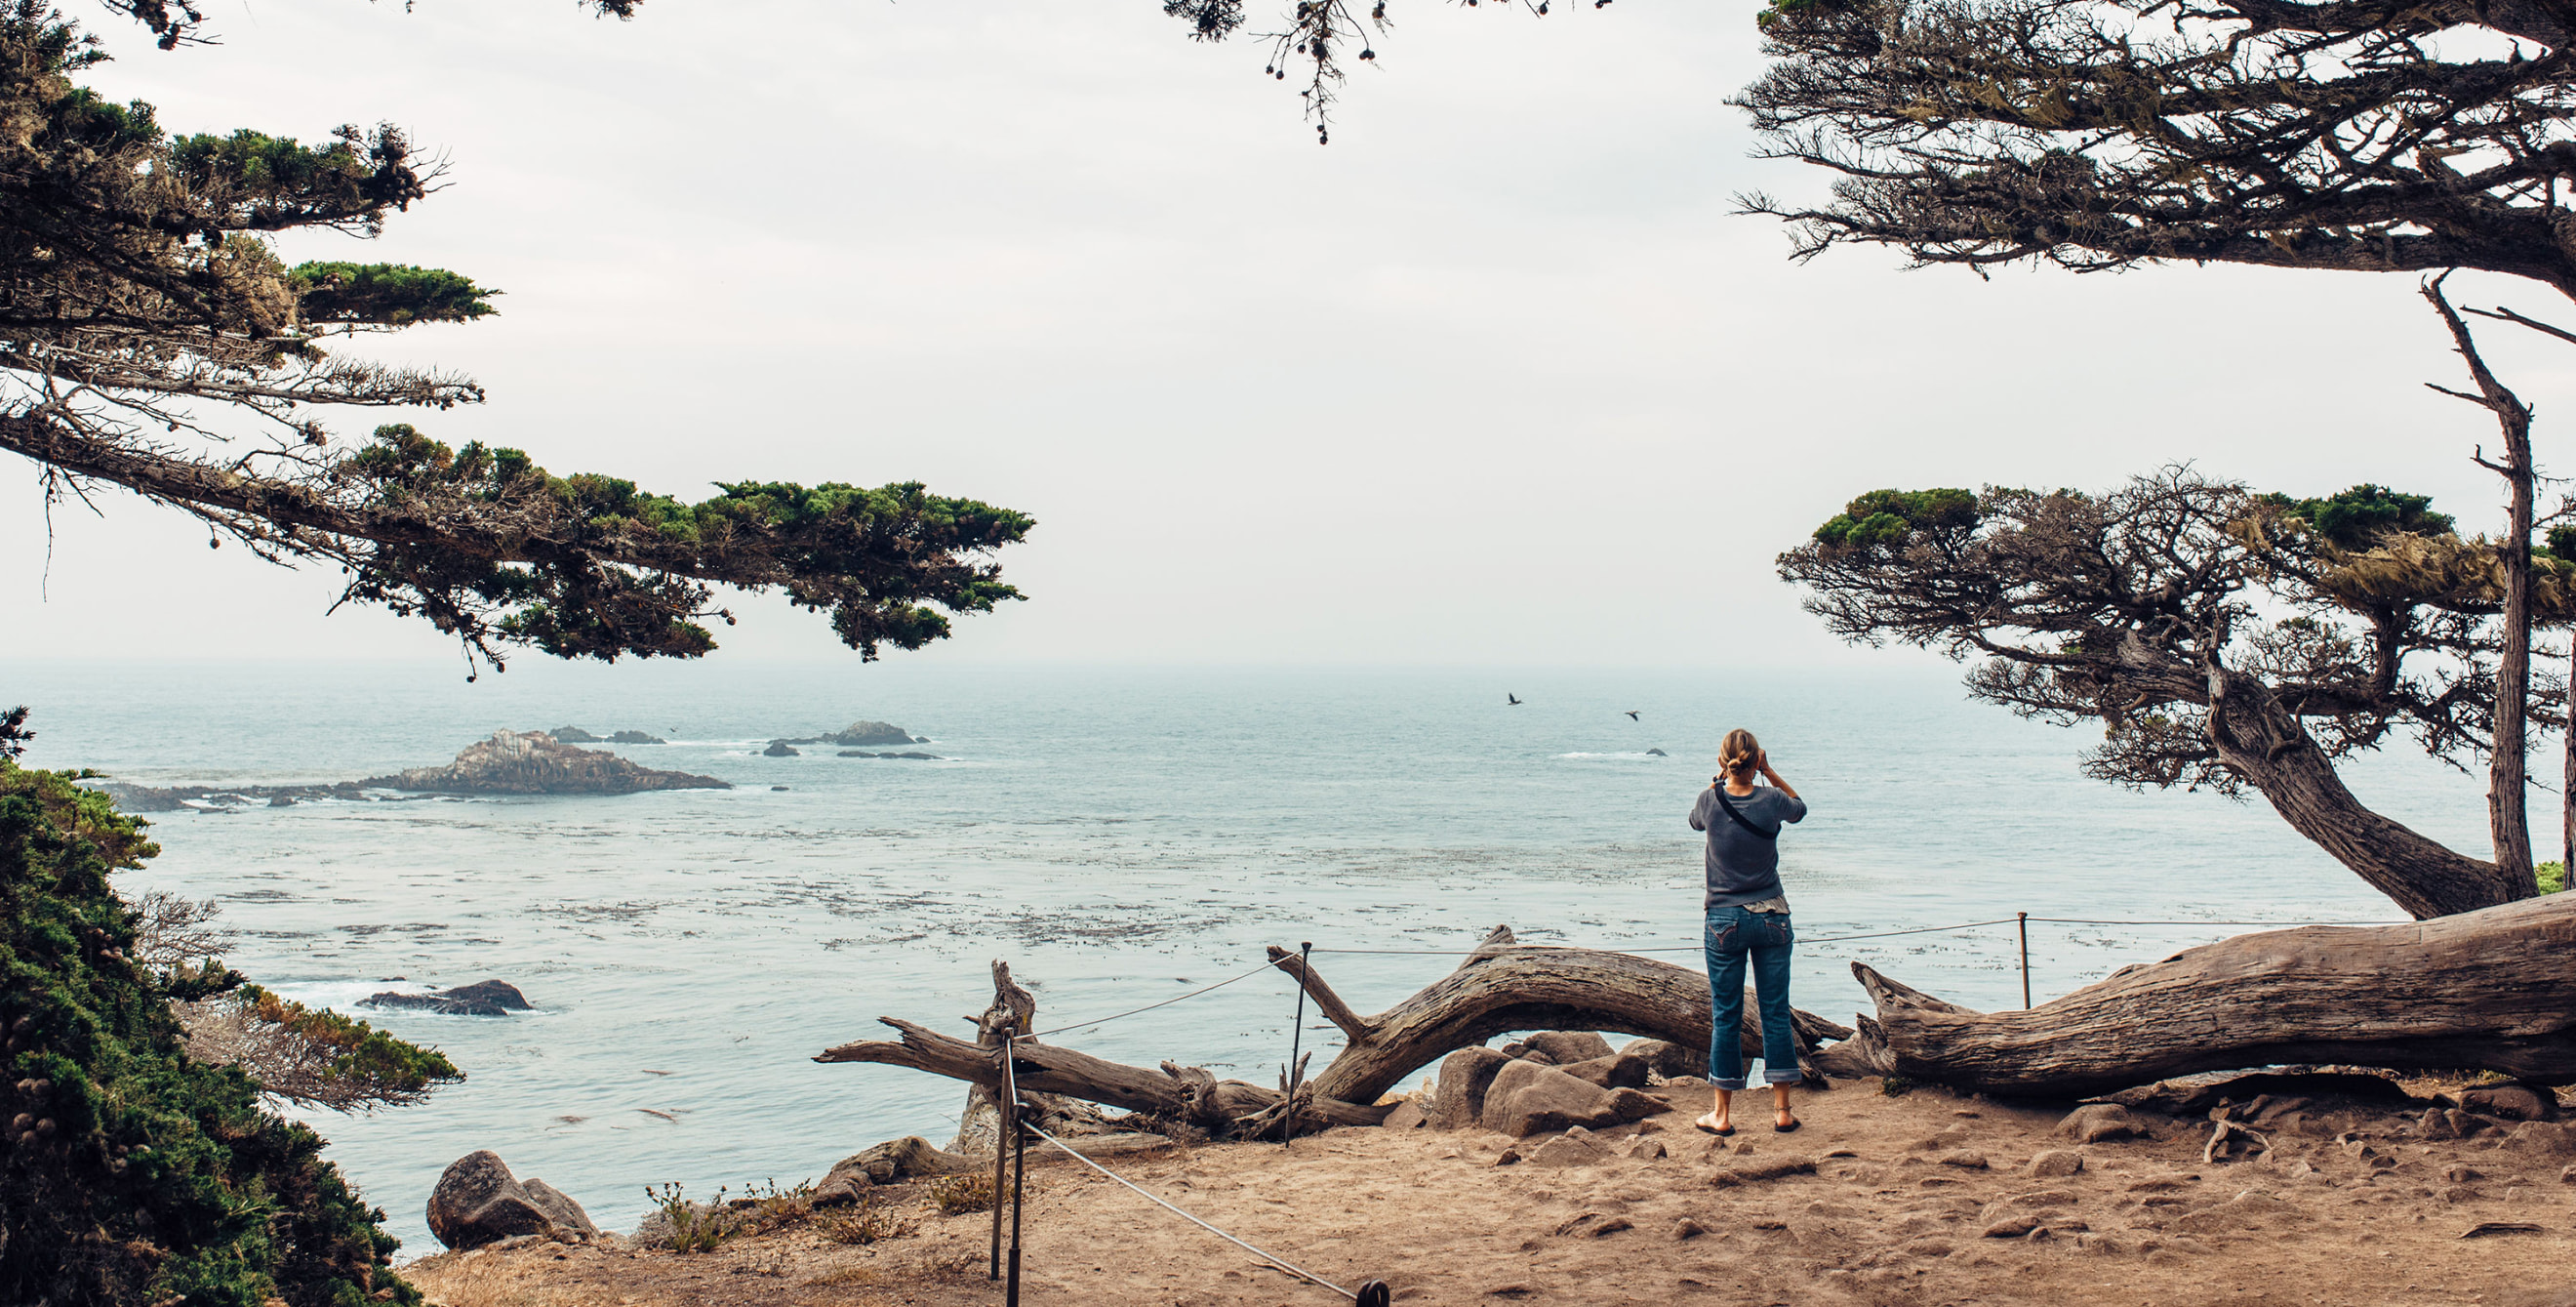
[404,1078,2576,1307]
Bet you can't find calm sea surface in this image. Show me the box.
[0,659,2480,1257]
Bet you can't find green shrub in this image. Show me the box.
[642,1182,734,1253]
[1,746,423,1306]
[2538,861,2567,895]
[1879,1075,1920,1097]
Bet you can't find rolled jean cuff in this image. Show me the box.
[1712,1066,1801,1092]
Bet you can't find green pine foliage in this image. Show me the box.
[1,752,422,1307]
[2258,485,2456,551]
[1810,487,1979,551]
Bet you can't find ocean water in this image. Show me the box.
[0,658,2483,1258]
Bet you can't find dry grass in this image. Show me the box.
[404,1252,672,1307]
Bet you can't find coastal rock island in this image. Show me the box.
[363,731,729,796]
[547,726,667,745]
[775,719,925,747]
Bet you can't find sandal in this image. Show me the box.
[1693,1113,1735,1137]
[1773,1118,1801,1134]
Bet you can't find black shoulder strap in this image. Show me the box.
[1711,786,1780,840]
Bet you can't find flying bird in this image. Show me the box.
[1507,693,1522,706]
[1624,710,1640,721]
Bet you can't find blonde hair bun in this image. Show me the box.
[1718,728,1761,780]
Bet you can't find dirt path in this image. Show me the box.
[405,1080,2576,1307]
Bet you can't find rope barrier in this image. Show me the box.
[1014,959,1281,1042]
[2027,917,2407,927]
[999,1015,1386,1302]
[964,914,2410,1047]
[1304,913,2403,957]
[1018,1117,1362,1300]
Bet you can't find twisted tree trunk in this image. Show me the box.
[2205,667,2523,918]
[1813,893,2576,1096]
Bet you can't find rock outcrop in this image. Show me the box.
[548,727,667,745]
[364,731,729,796]
[762,741,800,757]
[85,780,380,812]
[362,979,533,1017]
[776,720,925,747]
[837,751,942,759]
[426,1151,597,1248]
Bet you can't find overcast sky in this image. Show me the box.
[6,0,2574,668]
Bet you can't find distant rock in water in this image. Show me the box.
[85,780,375,812]
[363,978,532,1017]
[363,731,730,796]
[1646,748,1668,756]
[776,719,924,747]
[548,726,668,745]
[838,751,943,759]
[763,741,800,756]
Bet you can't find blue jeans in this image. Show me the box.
[1705,906,1799,1090]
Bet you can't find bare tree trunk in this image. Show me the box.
[2206,667,2522,918]
[1813,893,2576,1096]
[2566,635,2574,882]
[2426,275,2540,895]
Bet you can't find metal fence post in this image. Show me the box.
[2017,913,2032,1009]
[989,1021,1014,1279]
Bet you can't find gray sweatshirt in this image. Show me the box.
[1689,785,1808,911]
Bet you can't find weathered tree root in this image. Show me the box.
[817,923,1853,1137]
[2203,1118,2270,1164]
[1809,893,2576,1097]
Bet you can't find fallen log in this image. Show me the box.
[817,924,1854,1135]
[1268,926,1850,1106]
[1816,892,2576,1097]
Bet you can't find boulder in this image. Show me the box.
[364,731,729,796]
[1619,1038,1709,1080]
[1523,1032,1616,1065]
[521,1180,598,1237]
[1383,1099,1428,1130]
[2056,1104,2146,1144]
[763,741,800,757]
[1429,1047,1511,1130]
[438,980,532,1010]
[426,1151,594,1249]
[2459,1083,2558,1122]
[1555,1053,1651,1090]
[360,979,530,1017]
[1480,1060,1626,1137]
[2028,1150,2085,1178]
[2494,1121,2576,1159]
[1603,1087,1674,1122]
[1526,1126,1611,1167]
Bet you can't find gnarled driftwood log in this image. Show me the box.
[817,923,1852,1136]
[1815,893,2576,1096]
[1269,925,1849,1106]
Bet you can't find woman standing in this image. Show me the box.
[1689,728,1807,1134]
